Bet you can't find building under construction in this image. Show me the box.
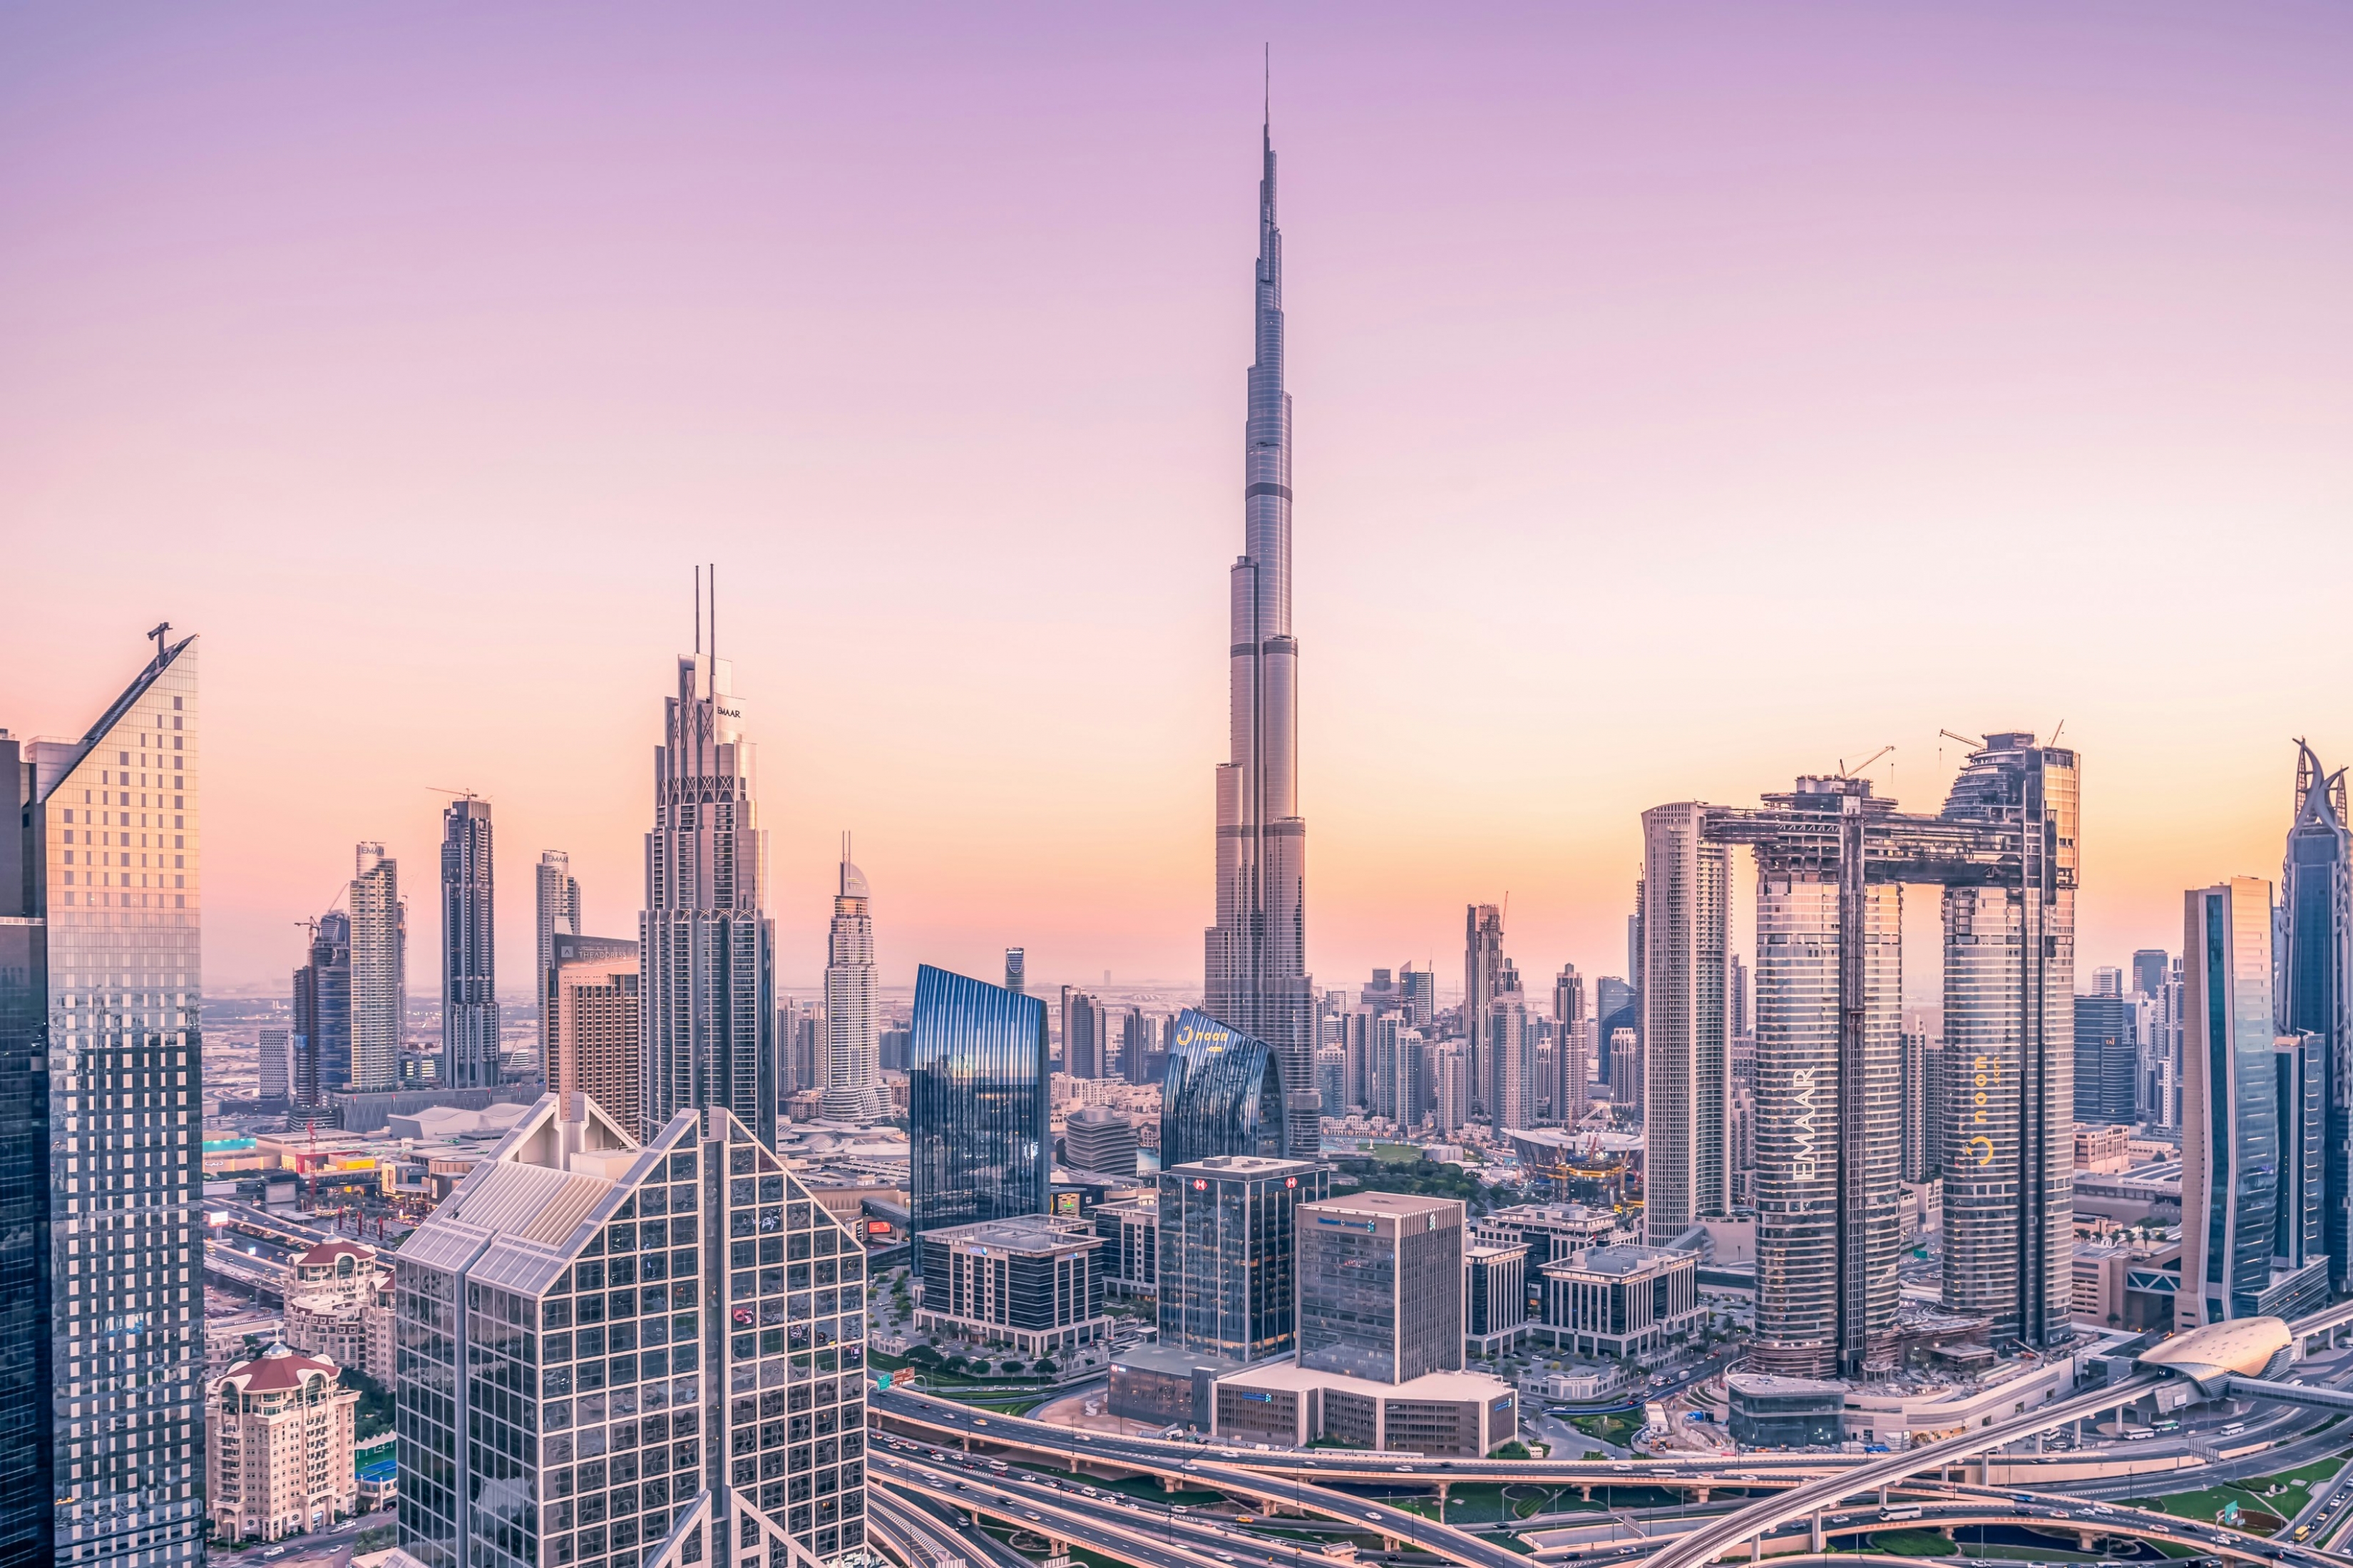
[1642,732,2078,1380]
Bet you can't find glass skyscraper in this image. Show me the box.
[1155,1156,1325,1365]
[2280,741,2353,1291]
[2183,878,2286,1321]
[1,631,205,1567]
[907,964,1047,1264]
[642,629,777,1148]
[293,909,352,1112]
[394,1095,868,1568]
[351,842,402,1092]
[440,796,499,1088]
[1159,1008,1286,1169]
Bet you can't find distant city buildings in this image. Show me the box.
[1003,946,1025,993]
[823,845,886,1122]
[1552,963,1587,1125]
[1060,985,1103,1079]
[535,848,580,1061]
[350,841,402,1092]
[294,911,352,1112]
[439,796,498,1087]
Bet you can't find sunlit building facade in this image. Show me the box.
[1,631,206,1567]
[1640,801,1732,1243]
[352,842,403,1092]
[907,965,1048,1263]
[642,639,777,1148]
[821,851,885,1123]
[1204,117,1319,1158]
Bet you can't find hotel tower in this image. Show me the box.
[1204,113,1318,1157]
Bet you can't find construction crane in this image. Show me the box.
[1837,744,1894,779]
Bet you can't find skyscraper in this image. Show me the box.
[642,593,778,1147]
[1204,112,1318,1159]
[908,964,1050,1257]
[1004,946,1026,995]
[2181,876,2329,1322]
[1463,904,1504,1114]
[1553,964,1589,1125]
[1641,801,1733,1244]
[292,911,351,1113]
[2073,993,2138,1124]
[535,849,580,1060]
[1749,780,1902,1378]
[1594,976,1634,1089]
[1157,1156,1326,1365]
[350,841,402,1092]
[1060,985,1103,1079]
[1938,734,2078,1351]
[1297,1192,1465,1384]
[392,1094,869,1568]
[823,844,885,1122]
[2132,947,2171,1000]
[1432,1044,1468,1137]
[2280,742,2353,1291]
[1,630,205,1567]
[1161,1008,1287,1167]
[554,944,643,1137]
[439,796,498,1087]
[1488,971,1532,1133]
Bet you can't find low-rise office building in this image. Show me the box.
[1471,1202,1628,1269]
[1533,1244,1702,1362]
[1464,1245,1529,1358]
[1093,1196,1158,1298]
[914,1214,1108,1357]
[1209,1361,1519,1457]
[1726,1372,1844,1450]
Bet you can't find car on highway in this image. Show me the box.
[1022,1512,1040,1522]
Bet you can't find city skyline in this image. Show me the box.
[8,6,2353,1000]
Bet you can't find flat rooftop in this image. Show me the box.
[924,1214,1101,1254]
[1220,1356,1516,1405]
[1301,1191,1462,1220]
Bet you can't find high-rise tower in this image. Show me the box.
[823,840,885,1122]
[439,797,498,1087]
[1,630,205,1567]
[2280,740,2353,1291]
[1205,112,1318,1157]
[535,848,581,1060]
[350,842,402,1091]
[642,573,777,1146]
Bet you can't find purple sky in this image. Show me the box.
[5,3,2352,994]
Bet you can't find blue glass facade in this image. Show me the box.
[2280,742,2353,1291]
[2188,879,2282,1321]
[908,965,1048,1264]
[1159,1009,1286,1169]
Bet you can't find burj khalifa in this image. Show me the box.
[1205,113,1319,1157]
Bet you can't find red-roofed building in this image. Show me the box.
[207,1344,360,1542]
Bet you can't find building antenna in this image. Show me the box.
[709,561,717,662]
[1263,42,1270,129]
[694,565,702,655]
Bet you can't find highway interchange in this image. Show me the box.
[862,1341,2353,1568]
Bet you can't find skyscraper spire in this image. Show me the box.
[1206,106,1318,1157]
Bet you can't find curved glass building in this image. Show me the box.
[1159,1008,1287,1168]
[909,964,1049,1263]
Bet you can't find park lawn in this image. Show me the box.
[2128,1453,2350,1532]
[1569,1413,1642,1447]
[1865,1529,1954,1557]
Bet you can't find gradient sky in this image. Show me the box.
[5,3,2352,997]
